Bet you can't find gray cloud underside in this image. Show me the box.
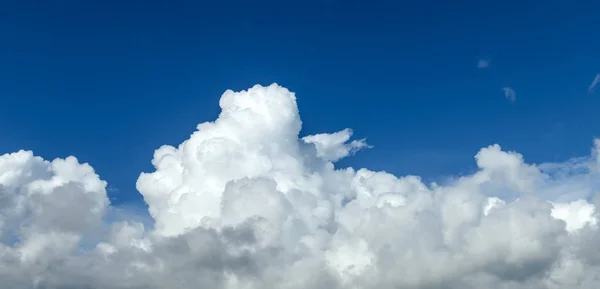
[2,84,600,289]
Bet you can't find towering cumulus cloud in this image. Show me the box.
[2,83,600,288]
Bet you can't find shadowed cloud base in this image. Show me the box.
[1,83,600,288]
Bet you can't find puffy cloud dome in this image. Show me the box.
[2,83,600,289]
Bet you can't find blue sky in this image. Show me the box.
[1,0,600,207]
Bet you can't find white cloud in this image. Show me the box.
[589,73,600,93]
[477,59,490,68]
[503,87,516,103]
[302,128,371,162]
[3,83,600,288]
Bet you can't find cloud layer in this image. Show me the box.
[2,83,600,288]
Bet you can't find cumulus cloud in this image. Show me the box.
[3,83,600,288]
[503,87,516,103]
[477,59,490,68]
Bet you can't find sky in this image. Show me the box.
[3,2,600,288]
[1,1,600,206]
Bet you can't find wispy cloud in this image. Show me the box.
[503,87,516,103]
[477,59,490,69]
[588,73,600,93]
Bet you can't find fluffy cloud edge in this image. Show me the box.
[2,83,600,288]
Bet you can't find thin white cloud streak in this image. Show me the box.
[589,73,600,93]
[503,87,516,103]
[2,83,600,288]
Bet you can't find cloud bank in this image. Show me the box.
[3,83,600,288]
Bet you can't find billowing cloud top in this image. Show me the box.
[2,83,600,289]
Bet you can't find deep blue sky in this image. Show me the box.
[1,0,599,206]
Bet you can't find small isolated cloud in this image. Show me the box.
[503,86,516,103]
[477,59,490,68]
[302,128,371,162]
[4,83,600,288]
[588,73,600,93]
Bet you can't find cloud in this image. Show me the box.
[477,59,490,69]
[503,87,516,103]
[589,73,600,93]
[3,83,600,288]
[302,128,371,162]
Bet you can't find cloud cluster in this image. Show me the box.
[3,83,600,288]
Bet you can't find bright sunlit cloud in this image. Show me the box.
[2,84,600,289]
